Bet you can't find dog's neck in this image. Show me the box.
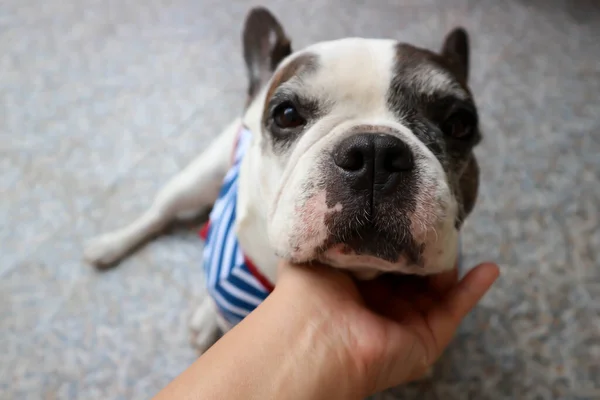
[233,92,280,283]
[236,141,280,284]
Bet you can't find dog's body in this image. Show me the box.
[85,7,481,352]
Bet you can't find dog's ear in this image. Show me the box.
[243,7,292,103]
[440,27,469,82]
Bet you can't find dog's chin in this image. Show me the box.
[287,226,460,279]
[315,245,427,279]
[318,248,402,279]
[317,247,457,279]
[283,243,457,279]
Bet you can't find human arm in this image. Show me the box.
[153,261,499,400]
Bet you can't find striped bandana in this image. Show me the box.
[199,125,274,327]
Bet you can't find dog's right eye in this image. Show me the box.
[441,109,477,140]
[272,102,306,129]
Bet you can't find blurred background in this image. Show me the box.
[1,0,599,399]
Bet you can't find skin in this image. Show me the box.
[154,260,499,399]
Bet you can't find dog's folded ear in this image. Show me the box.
[243,7,292,103]
[440,27,469,82]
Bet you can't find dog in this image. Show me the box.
[84,6,481,352]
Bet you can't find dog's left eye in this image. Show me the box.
[441,110,476,139]
[273,102,306,129]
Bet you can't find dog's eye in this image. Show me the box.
[441,110,476,139]
[273,102,306,129]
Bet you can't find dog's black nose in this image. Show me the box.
[332,133,414,193]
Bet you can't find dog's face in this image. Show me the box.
[241,8,480,278]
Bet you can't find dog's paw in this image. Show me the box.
[189,297,220,354]
[83,233,128,267]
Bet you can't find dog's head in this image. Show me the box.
[240,7,481,278]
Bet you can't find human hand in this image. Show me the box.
[275,260,500,396]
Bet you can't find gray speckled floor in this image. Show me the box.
[1,0,599,399]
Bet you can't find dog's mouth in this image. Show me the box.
[317,212,425,266]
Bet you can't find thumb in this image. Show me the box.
[430,262,500,351]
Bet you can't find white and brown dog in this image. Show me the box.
[84,7,481,351]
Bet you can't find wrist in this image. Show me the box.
[265,284,369,400]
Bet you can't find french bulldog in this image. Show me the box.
[84,6,481,352]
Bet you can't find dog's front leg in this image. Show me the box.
[84,119,241,267]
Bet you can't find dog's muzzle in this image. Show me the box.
[320,132,421,264]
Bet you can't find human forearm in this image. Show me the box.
[153,288,365,400]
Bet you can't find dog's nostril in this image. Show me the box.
[383,146,414,172]
[333,138,370,172]
[335,147,365,171]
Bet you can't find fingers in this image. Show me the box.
[427,267,459,295]
[445,262,500,322]
[429,262,500,351]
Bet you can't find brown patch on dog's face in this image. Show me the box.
[261,52,321,152]
[263,53,319,118]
